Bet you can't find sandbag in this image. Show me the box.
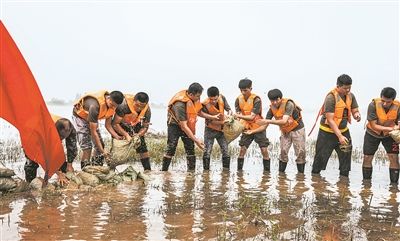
[83,165,110,175]
[223,116,245,144]
[119,165,138,181]
[77,171,99,187]
[96,170,116,181]
[0,177,17,191]
[390,130,400,143]
[10,179,30,193]
[0,168,15,178]
[83,166,116,181]
[137,172,151,182]
[108,136,141,168]
[29,177,44,190]
[65,172,83,186]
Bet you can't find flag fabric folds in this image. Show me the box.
[0,21,65,179]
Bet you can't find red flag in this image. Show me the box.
[0,21,65,180]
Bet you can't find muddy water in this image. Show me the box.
[1,157,400,241]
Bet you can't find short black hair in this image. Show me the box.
[238,78,252,89]
[188,82,203,95]
[55,118,70,133]
[109,91,124,105]
[267,89,283,100]
[207,86,220,97]
[380,87,397,100]
[134,92,149,103]
[337,74,352,86]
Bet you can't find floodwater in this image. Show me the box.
[1,156,400,240]
[1,105,400,240]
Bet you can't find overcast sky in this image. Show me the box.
[1,0,399,112]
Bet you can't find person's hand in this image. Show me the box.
[211,113,222,121]
[66,163,74,173]
[393,125,399,131]
[102,151,111,159]
[338,135,349,145]
[244,130,253,135]
[113,135,124,140]
[354,112,361,122]
[233,113,240,119]
[57,172,69,186]
[195,139,205,150]
[125,135,132,142]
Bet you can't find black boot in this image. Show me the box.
[187,156,196,171]
[222,157,231,169]
[203,157,210,170]
[389,168,399,183]
[279,161,287,173]
[339,170,349,177]
[263,159,270,172]
[161,157,172,171]
[237,158,244,171]
[311,168,321,175]
[140,158,151,171]
[24,160,39,183]
[59,162,68,173]
[297,163,305,173]
[362,167,373,180]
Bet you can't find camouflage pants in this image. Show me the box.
[279,127,306,164]
[72,114,104,157]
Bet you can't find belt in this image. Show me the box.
[319,125,348,133]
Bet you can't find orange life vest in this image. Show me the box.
[74,90,116,121]
[238,93,263,130]
[202,95,225,131]
[123,94,149,126]
[270,98,302,134]
[366,98,400,136]
[321,88,352,132]
[168,90,203,134]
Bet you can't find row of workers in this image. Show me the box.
[24,74,400,185]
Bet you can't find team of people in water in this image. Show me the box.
[24,74,400,185]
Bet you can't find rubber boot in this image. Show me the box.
[140,157,151,171]
[279,161,287,173]
[339,170,349,177]
[187,156,196,171]
[24,160,39,183]
[311,168,321,175]
[389,168,399,183]
[237,158,244,171]
[59,162,68,173]
[263,159,270,172]
[362,167,373,180]
[161,157,172,171]
[203,157,210,170]
[222,157,231,169]
[297,163,305,173]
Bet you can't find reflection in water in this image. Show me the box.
[1,158,400,240]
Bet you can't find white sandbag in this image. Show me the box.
[223,116,245,144]
[108,136,140,168]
